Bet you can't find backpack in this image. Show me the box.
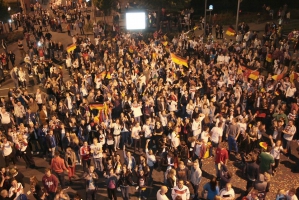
[108,179,116,189]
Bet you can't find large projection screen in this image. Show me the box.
[126,12,146,30]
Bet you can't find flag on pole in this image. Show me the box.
[170,53,188,67]
[225,27,236,36]
[248,71,260,80]
[272,73,284,81]
[66,44,76,53]
[89,103,105,110]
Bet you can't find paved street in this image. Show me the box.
[0,1,299,200]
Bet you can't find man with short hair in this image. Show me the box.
[157,186,169,200]
[190,160,202,199]
[226,118,240,156]
[42,168,59,200]
[215,143,228,180]
[51,151,68,189]
[171,179,190,200]
[259,146,274,174]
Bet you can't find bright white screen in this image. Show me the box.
[126,12,146,30]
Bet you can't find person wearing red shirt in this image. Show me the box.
[80,141,91,172]
[215,143,228,180]
[42,168,59,200]
[51,151,68,189]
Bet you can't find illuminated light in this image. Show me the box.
[126,12,146,30]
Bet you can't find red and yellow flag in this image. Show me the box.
[272,73,284,81]
[170,53,188,67]
[248,71,260,80]
[99,71,111,79]
[290,72,299,83]
[90,103,104,110]
[226,27,236,36]
[266,54,272,62]
[66,44,76,53]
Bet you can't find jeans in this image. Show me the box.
[121,131,130,146]
[191,182,199,197]
[228,135,238,153]
[114,135,120,150]
[93,157,103,171]
[82,159,91,172]
[215,164,220,179]
[86,189,96,200]
[209,141,218,156]
[55,172,66,189]
[121,186,130,200]
[107,188,117,200]
[283,138,292,157]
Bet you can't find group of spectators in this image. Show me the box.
[1,0,299,200]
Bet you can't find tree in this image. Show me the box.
[93,0,116,16]
[0,0,9,22]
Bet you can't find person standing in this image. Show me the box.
[0,137,15,167]
[106,168,118,200]
[110,119,121,151]
[226,118,240,156]
[64,147,76,185]
[215,143,228,180]
[118,165,133,200]
[80,141,91,172]
[90,138,103,172]
[46,130,57,159]
[282,120,296,158]
[131,122,142,153]
[42,168,59,200]
[190,160,202,199]
[259,146,274,174]
[17,39,26,59]
[244,154,259,190]
[83,165,98,200]
[50,151,69,189]
[171,179,190,200]
[157,186,169,200]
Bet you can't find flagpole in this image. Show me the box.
[235,0,241,32]
[204,0,207,39]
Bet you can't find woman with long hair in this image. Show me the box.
[117,165,133,200]
[203,176,220,200]
[65,147,76,184]
[29,176,43,200]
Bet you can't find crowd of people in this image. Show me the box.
[0,0,299,200]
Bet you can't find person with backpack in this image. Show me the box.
[106,168,118,200]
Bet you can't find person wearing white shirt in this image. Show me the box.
[157,186,169,200]
[282,120,297,157]
[9,179,23,200]
[219,183,235,200]
[168,100,177,112]
[209,122,223,157]
[131,101,143,123]
[110,119,122,151]
[131,122,142,153]
[171,180,190,200]
[90,138,103,171]
[1,137,15,167]
[286,84,297,104]
[143,119,152,147]
[192,113,205,138]
[201,127,210,144]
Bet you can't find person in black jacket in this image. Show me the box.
[244,154,260,191]
[118,165,134,200]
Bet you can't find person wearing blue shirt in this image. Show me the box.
[203,177,220,200]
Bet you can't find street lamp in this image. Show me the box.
[235,0,241,32]
[208,5,213,24]
[203,1,213,39]
[8,7,11,11]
